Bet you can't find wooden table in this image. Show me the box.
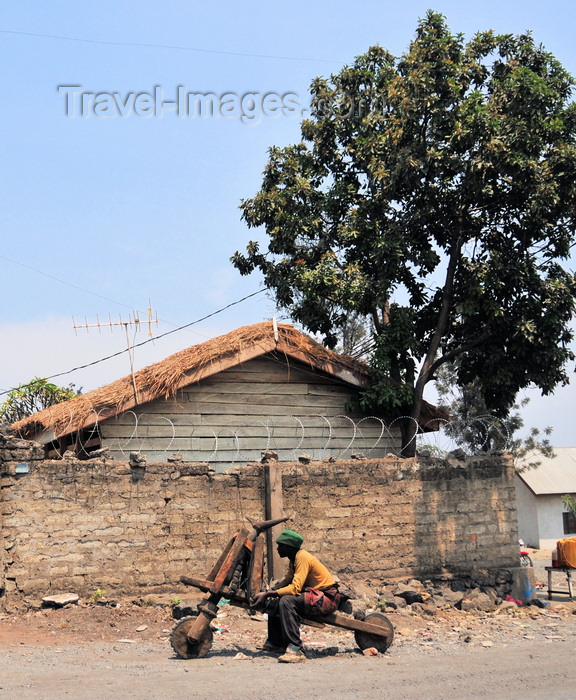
[545,566,574,600]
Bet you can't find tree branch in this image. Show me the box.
[412,237,462,408]
[427,328,493,379]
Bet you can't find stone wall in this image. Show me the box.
[0,432,520,606]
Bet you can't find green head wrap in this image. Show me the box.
[276,529,304,549]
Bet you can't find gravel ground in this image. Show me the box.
[2,548,576,699]
[2,605,576,700]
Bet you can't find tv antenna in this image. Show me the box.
[73,303,159,403]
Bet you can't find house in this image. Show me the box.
[12,320,444,469]
[515,447,576,549]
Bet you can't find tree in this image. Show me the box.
[562,494,576,517]
[434,361,554,469]
[335,314,373,359]
[232,12,576,456]
[0,378,81,424]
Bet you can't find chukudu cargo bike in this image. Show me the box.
[170,516,394,659]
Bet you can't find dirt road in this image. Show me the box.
[1,622,575,699]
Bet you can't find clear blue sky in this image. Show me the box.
[2,1,576,445]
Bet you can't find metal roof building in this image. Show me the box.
[517,447,576,495]
[515,447,576,549]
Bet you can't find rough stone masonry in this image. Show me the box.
[0,430,520,606]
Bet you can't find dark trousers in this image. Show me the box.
[267,594,306,648]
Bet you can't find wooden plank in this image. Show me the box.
[99,401,195,417]
[313,613,392,639]
[173,402,356,416]
[246,535,265,599]
[178,393,352,408]
[182,381,310,395]
[101,415,393,434]
[220,355,330,373]
[210,528,251,593]
[195,414,389,429]
[179,383,353,400]
[183,396,352,410]
[265,463,285,582]
[180,575,214,592]
[180,578,252,606]
[307,383,356,396]
[202,361,340,385]
[204,534,238,581]
[202,388,313,401]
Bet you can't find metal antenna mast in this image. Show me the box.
[73,302,159,404]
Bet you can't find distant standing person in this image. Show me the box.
[251,529,340,663]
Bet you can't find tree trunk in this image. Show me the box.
[399,416,418,458]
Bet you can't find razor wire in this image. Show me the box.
[13,398,519,462]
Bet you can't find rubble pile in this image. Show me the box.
[344,569,545,618]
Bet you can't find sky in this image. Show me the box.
[2,0,576,446]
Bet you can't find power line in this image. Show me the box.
[0,254,204,334]
[0,29,344,64]
[0,288,268,397]
[0,254,136,311]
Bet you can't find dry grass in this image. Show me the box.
[12,321,371,439]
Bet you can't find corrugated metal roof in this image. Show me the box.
[517,447,576,495]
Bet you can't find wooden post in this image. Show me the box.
[264,463,284,582]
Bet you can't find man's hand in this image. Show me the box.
[250,591,276,608]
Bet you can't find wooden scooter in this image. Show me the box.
[170,516,394,659]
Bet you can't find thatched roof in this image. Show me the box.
[12,320,445,440]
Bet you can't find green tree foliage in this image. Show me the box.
[0,378,81,424]
[232,12,576,456]
[562,494,576,517]
[434,361,554,469]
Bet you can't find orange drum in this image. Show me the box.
[556,537,576,568]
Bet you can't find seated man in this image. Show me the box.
[251,528,340,663]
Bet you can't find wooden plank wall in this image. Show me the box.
[99,356,401,467]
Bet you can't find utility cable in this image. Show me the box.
[0,288,267,397]
[0,253,231,335]
[0,254,136,311]
[0,29,344,64]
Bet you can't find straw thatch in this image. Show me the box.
[12,320,445,441]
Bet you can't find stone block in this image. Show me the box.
[325,507,353,518]
[42,593,80,608]
[18,579,51,595]
[71,566,100,576]
[4,579,17,593]
[94,526,126,537]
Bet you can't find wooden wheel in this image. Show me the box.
[353,612,394,653]
[170,616,214,659]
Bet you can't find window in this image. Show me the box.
[562,511,576,535]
